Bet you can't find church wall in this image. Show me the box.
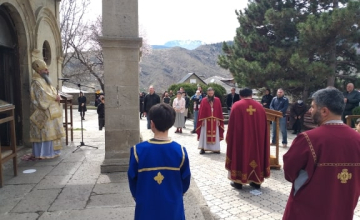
[0,0,62,147]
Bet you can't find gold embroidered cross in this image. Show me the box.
[154,172,164,184]
[246,105,256,115]
[338,169,352,184]
[249,160,258,169]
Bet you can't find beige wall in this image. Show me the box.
[184,75,206,86]
[0,0,62,147]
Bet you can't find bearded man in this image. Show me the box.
[342,82,360,124]
[283,88,360,220]
[196,87,224,154]
[30,59,65,159]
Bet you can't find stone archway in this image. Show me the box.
[34,6,63,85]
[0,4,27,146]
[100,0,142,172]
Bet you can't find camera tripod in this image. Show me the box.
[72,83,98,153]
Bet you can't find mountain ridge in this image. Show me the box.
[139,42,233,92]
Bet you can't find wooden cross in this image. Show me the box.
[246,105,256,115]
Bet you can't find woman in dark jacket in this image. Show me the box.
[261,89,273,109]
[78,92,87,120]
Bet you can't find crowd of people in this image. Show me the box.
[140,85,208,134]
[28,59,360,220]
[132,83,360,219]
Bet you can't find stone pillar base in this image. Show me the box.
[101,158,129,173]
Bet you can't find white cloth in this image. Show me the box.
[172,98,185,113]
[198,121,220,152]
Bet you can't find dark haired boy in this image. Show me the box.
[128,103,191,220]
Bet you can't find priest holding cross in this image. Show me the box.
[226,88,270,189]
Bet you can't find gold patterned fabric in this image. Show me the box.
[31,60,47,73]
[30,72,65,150]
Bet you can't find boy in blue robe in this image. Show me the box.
[128,103,191,220]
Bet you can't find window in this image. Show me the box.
[42,41,51,66]
[190,79,196,84]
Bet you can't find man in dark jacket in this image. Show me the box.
[78,92,87,120]
[270,88,289,148]
[143,85,160,129]
[139,92,144,119]
[342,83,360,124]
[226,87,240,115]
[97,97,105,130]
[290,100,308,134]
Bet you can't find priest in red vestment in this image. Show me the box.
[283,88,360,220]
[225,88,270,189]
[196,87,224,154]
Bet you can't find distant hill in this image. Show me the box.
[151,45,171,49]
[62,42,234,93]
[152,40,205,50]
[140,42,233,92]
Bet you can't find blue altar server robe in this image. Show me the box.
[128,139,191,220]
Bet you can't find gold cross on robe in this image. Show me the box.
[246,105,256,115]
[154,172,164,184]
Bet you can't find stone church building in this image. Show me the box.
[0,0,62,147]
[0,0,140,172]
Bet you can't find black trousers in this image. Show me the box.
[98,117,105,130]
[292,119,302,131]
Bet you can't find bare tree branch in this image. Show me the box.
[60,5,151,92]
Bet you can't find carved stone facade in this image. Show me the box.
[0,0,62,147]
[0,0,141,173]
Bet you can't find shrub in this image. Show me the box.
[352,106,360,115]
[351,107,360,125]
[168,83,198,97]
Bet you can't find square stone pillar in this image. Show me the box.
[100,0,142,173]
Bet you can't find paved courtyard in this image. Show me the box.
[143,112,360,220]
[0,109,359,220]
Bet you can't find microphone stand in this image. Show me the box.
[59,79,98,153]
[73,83,98,153]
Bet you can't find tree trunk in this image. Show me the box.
[302,77,310,101]
[327,0,338,87]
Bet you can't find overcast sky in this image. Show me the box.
[87,0,248,45]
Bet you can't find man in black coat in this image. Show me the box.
[342,83,360,124]
[226,87,240,115]
[78,92,87,120]
[97,97,105,130]
[143,85,160,129]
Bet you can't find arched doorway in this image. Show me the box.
[0,5,22,146]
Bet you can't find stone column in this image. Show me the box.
[100,0,142,173]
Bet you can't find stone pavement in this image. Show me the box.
[0,109,208,220]
[1,109,359,220]
[168,119,360,220]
